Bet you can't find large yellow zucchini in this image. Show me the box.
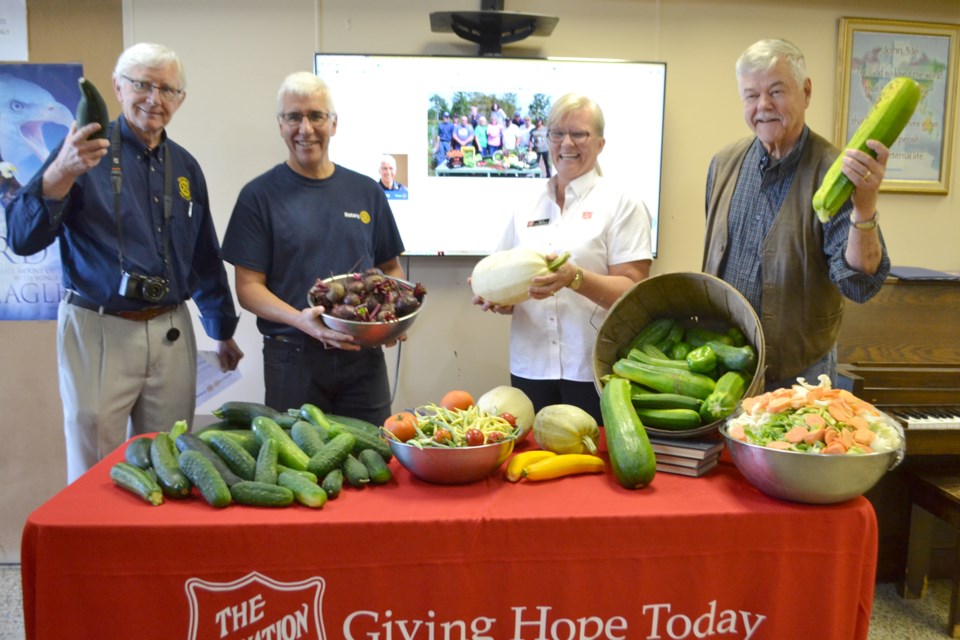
[811,76,921,223]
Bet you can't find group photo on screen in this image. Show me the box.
[427,92,553,179]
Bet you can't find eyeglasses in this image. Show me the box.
[121,75,183,101]
[279,111,334,127]
[547,129,592,143]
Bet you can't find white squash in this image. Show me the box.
[476,385,536,439]
[471,248,570,305]
[532,404,600,455]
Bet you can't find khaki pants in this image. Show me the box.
[57,301,197,483]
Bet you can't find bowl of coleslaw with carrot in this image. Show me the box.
[720,375,905,504]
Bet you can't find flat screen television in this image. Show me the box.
[314,53,666,257]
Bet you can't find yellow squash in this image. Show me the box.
[505,450,557,482]
[521,454,605,481]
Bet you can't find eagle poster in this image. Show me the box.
[0,63,80,321]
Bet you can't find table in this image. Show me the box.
[22,438,878,640]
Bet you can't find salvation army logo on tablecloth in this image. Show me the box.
[185,571,326,640]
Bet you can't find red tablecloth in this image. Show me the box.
[22,437,877,640]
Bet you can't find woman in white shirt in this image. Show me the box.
[473,93,653,421]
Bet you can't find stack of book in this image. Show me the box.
[648,436,725,477]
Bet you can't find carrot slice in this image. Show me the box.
[854,429,875,445]
[767,396,793,413]
[785,426,808,444]
[766,441,793,450]
[804,414,827,428]
[803,428,825,445]
[822,442,847,455]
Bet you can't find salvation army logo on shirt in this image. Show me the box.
[185,571,326,639]
[582,211,593,220]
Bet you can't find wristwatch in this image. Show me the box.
[850,211,879,231]
[569,267,584,290]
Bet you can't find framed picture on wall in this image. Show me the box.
[835,17,958,194]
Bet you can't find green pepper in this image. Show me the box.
[685,345,718,375]
[726,326,747,347]
[669,341,693,361]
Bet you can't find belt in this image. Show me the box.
[65,292,180,321]
[264,333,306,346]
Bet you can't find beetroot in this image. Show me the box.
[310,272,427,324]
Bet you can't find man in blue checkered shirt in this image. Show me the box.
[703,38,890,391]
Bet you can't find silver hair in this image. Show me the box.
[547,93,605,137]
[736,38,807,88]
[277,71,336,115]
[113,43,185,90]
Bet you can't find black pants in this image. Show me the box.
[510,374,603,424]
[263,335,392,426]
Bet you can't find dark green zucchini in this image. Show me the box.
[76,77,109,139]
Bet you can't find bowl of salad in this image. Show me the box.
[384,404,518,484]
[720,376,905,504]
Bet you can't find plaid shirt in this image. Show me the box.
[709,127,888,313]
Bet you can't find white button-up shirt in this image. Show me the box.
[498,169,653,382]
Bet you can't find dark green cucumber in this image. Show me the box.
[206,431,257,480]
[277,465,318,484]
[326,414,381,438]
[627,347,690,371]
[76,77,109,139]
[600,377,656,489]
[653,322,685,354]
[612,359,716,400]
[321,469,344,499]
[618,317,676,358]
[110,462,163,505]
[291,420,328,457]
[230,481,294,507]
[306,432,356,478]
[359,448,392,484]
[685,326,734,348]
[342,454,370,488]
[327,420,392,462]
[705,340,757,373]
[213,401,285,426]
[633,408,702,431]
[124,437,153,470]
[278,470,327,508]
[251,416,309,471]
[300,403,334,431]
[150,433,191,498]
[254,437,279,485]
[174,432,243,487]
[178,450,231,508]
[630,391,702,412]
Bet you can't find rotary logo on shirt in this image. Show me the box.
[343,210,372,224]
[178,176,191,201]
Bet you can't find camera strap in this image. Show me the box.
[110,122,174,282]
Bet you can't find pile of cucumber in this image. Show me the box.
[604,317,758,431]
[110,402,392,508]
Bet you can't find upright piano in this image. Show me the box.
[836,274,960,580]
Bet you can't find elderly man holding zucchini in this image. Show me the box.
[704,38,891,391]
[473,93,654,422]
